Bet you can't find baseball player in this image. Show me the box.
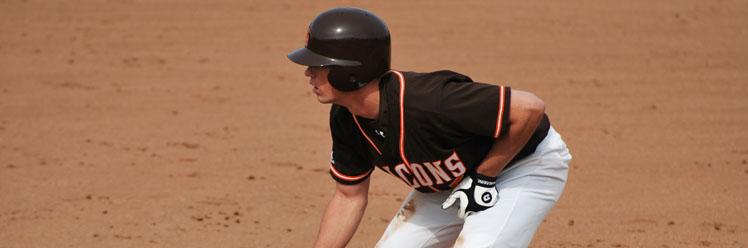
[287,7,571,248]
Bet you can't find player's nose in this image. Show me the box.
[304,67,312,78]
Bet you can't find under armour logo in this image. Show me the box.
[481,192,492,203]
[374,129,385,138]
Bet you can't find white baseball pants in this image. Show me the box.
[376,127,571,248]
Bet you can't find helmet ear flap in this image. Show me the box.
[328,66,368,92]
[328,57,389,92]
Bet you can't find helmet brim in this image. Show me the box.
[287,48,362,67]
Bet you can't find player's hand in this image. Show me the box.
[441,173,498,219]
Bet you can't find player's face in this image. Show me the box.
[305,66,340,104]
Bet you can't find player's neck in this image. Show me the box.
[337,79,380,120]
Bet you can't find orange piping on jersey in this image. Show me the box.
[493,85,506,138]
[351,113,383,155]
[390,71,438,191]
[330,164,373,181]
[391,70,414,174]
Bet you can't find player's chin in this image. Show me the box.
[315,96,335,104]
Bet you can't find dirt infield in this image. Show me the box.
[1,1,746,247]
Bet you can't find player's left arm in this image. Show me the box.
[440,85,546,218]
[475,89,546,176]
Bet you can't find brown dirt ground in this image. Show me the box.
[1,1,747,247]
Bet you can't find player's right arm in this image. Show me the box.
[313,177,370,248]
[314,105,374,246]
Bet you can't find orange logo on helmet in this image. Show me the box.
[305,29,310,47]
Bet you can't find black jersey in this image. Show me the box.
[328,70,550,193]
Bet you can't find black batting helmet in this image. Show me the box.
[287,7,391,92]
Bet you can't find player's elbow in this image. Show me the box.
[526,94,545,117]
[334,178,371,204]
[333,189,369,208]
[514,90,545,119]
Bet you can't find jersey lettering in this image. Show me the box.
[385,151,466,188]
[411,163,433,186]
[393,163,420,188]
[444,152,467,177]
[423,161,451,185]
